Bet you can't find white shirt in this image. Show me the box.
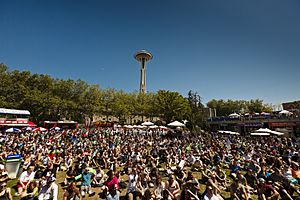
[127,174,138,193]
[19,171,35,182]
[38,182,58,200]
[204,194,220,200]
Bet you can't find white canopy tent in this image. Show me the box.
[141,121,154,126]
[255,128,272,133]
[25,127,33,131]
[124,125,133,129]
[168,121,185,127]
[279,110,292,115]
[218,130,240,135]
[5,128,21,133]
[159,126,169,130]
[270,130,285,136]
[254,128,284,136]
[229,113,240,118]
[250,132,270,136]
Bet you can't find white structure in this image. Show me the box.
[168,121,185,127]
[134,50,152,94]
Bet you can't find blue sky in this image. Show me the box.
[0,0,299,105]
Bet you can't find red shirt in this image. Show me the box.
[105,176,120,190]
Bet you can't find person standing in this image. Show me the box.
[80,168,95,196]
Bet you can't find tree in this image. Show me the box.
[207,98,272,116]
[246,99,272,113]
[155,90,190,123]
[100,88,117,122]
[186,90,206,131]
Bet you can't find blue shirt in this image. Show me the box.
[82,172,92,186]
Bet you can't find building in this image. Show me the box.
[92,114,160,126]
[0,108,36,130]
[282,100,300,112]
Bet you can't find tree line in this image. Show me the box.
[0,63,273,129]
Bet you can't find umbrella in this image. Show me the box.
[255,128,272,133]
[218,130,240,135]
[5,128,21,133]
[33,127,48,132]
[124,125,133,129]
[133,125,145,129]
[269,130,284,136]
[159,126,168,130]
[229,113,240,117]
[279,110,292,115]
[50,127,62,131]
[24,127,33,131]
[250,132,270,136]
[218,130,230,134]
[255,128,284,136]
[141,121,154,126]
[261,112,271,115]
[168,121,185,127]
[149,125,158,129]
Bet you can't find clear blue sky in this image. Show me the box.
[0,0,299,105]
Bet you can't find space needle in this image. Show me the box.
[134,50,153,94]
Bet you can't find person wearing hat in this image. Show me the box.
[257,178,279,200]
[38,176,58,200]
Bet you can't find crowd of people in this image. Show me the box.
[0,127,299,200]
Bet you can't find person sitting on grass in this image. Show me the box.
[204,185,219,200]
[107,183,120,200]
[257,178,279,200]
[181,171,200,200]
[63,181,82,200]
[38,176,58,200]
[20,181,39,200]
[0,181,12,200]
[165,175,181,200]
[153,176,165,200]
[16,166,35,196]
[230,177,249,200]
[104,170,120,198]
[93,165,107,187]
[214,165,227,190]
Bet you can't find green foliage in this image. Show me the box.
[0,65,105,123]
[207,98,273,116]
[155,90,190,123]
[186,90,207,131]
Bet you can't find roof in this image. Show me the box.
[0,108,30,115]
